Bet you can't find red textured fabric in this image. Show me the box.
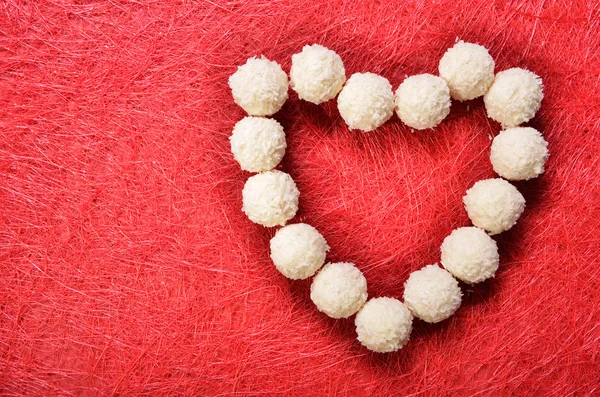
[1,1,599,395]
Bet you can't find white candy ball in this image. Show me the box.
[269,223,329,280]
[229,56,289,116]
[463,178,525,235]
[484,68,543,127]
[395,74,451,130]
[491,127,549,181]
[337,72,394,132]
[290,44,346,104]
[310,262,368,319]
[403,264,462,323]
[230,117,286,172]
[441,227,499,284]
[438,41,495,101]
[355,297,413,353]
[242,170,299,227]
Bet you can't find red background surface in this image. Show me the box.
[1,0,599,395]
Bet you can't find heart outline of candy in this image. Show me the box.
[228,42,548,353]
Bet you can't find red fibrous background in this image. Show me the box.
[1,1,599,395]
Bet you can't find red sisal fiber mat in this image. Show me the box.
[1,0,599,395]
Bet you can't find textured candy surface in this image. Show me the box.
[291,44,346,104]
[310,262,368,319]
[403,264,462,322]
[338,72,395,132]
[355,297,413,353]
[438,41,495,101]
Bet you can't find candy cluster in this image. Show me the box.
[228,42,549,352]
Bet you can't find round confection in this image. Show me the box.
[491,127,549,181]
[355,297,413,353]
[310,262,368,319]
[395,74,451,130]
[484,68,543,127]
[269,223,329,280]
[290,44,346,104]
[228,56,289,116]
[230,117,286,172]
[403,264,462,323]
[463,178,525,235]
[242,170,299,227]
[438,41,495,101]
[337,72,394,132]
[440,227,500,284]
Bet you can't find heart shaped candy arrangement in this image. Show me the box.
[228,42,548,353]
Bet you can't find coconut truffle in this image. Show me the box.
[403,264,462,323]
[230,117,286,172]
[441,227,500,284]
[290,44,346,104]
[229,56,289,116]
[310,262,368,319]
[438,41,495,101]
[242,170,299,227]
[355,297,413,353]
[337,72,394,132]
[484,68,543,127]
[269,223,329,280]
[395,74,451,130]
[491,127,549,181]
[463,178,525,235]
